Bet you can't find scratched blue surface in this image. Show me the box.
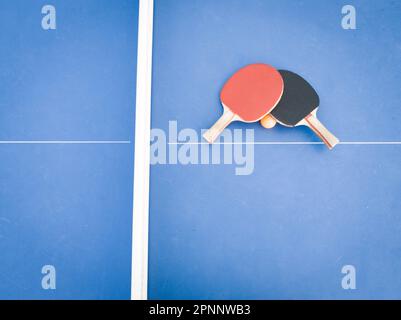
[0,0,138,299]
[149,0,401,299]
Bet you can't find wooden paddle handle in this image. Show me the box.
[304,114,339,150]
[203,110,235,143]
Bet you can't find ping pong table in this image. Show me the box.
[1,0,401,300]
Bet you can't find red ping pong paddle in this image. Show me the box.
[203,63,284,143]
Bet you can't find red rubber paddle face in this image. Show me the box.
[220,64,284,122]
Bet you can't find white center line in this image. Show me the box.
[1,141,400,145]
[167,141,401,145]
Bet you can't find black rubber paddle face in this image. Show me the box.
[271,70,320,126]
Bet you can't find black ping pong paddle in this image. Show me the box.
[261,70,339,149]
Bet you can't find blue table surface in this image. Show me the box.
[149,0,401,299]
[1,0,401,300]
[0,0,138,299]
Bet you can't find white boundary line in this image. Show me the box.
[131,0,153,301]
[0,140,130,144]
[167,141,401,145]
[1,141,400,145]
